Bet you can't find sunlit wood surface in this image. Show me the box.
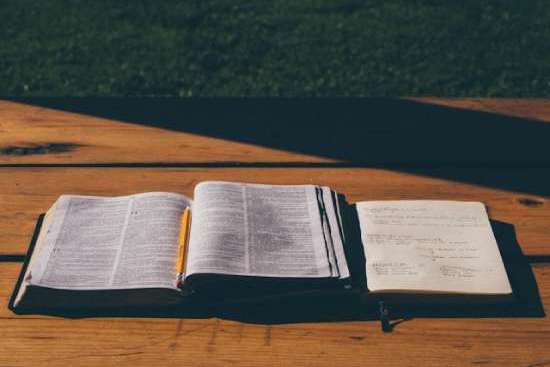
[1,98,549,366]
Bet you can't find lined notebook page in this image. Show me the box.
[356,201,512,295]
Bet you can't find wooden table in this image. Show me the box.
[1,98,549,366]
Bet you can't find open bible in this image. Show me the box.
[10,181,512,314]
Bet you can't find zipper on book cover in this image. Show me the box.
[378,300,392,333]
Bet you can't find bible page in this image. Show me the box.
[29,192,191,290]
[356,200,512,294]
[185,181,332,278]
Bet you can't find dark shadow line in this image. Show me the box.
[527,256,550,263]
[1,162,548,169]
[0,162,399,169]
[0,255,25,262]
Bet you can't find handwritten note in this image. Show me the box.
[356,201,512,294]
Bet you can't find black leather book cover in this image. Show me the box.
[8,214,45,313]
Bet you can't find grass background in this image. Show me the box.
[1,0,549,97]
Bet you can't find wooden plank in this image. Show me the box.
[1,167,548,255]
[412,98,550,122]
[0,100,333,165]
[2,98,550,165]
[1,262,549,366]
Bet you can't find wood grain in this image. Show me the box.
[2,98,550,165]
[0,100,333,164]
[1,167,548,255]
[1,262,549,366]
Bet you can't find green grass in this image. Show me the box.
[1,0,549,96]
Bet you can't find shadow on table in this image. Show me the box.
[10,217,544,327]
[7,97,550,197]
